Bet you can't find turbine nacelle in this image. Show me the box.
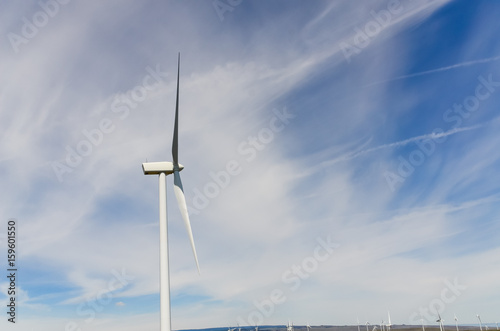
[142,161,184,175]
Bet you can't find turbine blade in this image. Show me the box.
[172,53,180,166]
[173,170,200,273]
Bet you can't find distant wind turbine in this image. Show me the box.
[307,323,311,331]
[357,317,361,331]
[478,315,483,331]
[436,312,444,331]
[421,318,425,331]
[142,53,200,331]
[454,314,459,331]
[366,322,370,331]
[386,312,392,331]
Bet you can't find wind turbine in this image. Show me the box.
[142,53,200,331]
[436,312,444,331]
[454,314,459,331]
[306,323,311,331]
[386,312,392,331]
[421,318,425,331]
[366,322,370,331]
[477,314,483,331]
[357,317,361,331]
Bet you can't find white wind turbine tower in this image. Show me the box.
[357,317,361,331]
[454,314,459,331]
[436,312,444,331]
[307,323,311,331]
[421,318,425,331]
[386,312,392,331]
[142,53,200,331]
[477,314,483,331]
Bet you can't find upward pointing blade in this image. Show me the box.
[172,53,180,166]
[173,170,200,273]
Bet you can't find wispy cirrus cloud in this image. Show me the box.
[366,54,500,86]
[310,119,496,172]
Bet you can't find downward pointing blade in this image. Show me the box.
[173,170,200,273]
[172,53,180,166]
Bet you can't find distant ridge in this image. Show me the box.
[179,326,485,331]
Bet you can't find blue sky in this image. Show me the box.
[1,0,500,330]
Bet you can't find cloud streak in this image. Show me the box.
[312,120,495,171]
[367,54,500,86]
